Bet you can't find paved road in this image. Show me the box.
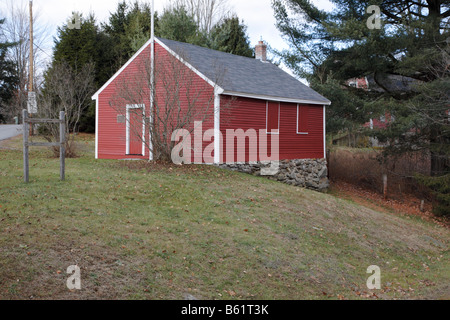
[0,125,22,141]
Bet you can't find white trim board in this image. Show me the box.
[95,98,99,159]
[155,38,223,91]
[126,104,146,156]
[296,104,309,135]
[222,91,331,106]
[92,38,153,100]
[91,37,331,108]
[92,38,223,101]
[214,91,221,164]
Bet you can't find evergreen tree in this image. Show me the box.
[53,13,113,87]
[103,1,253,61]
[102,1,129,66]
[50,13,112,132]
[158,6,205,45]
[0,18,18,123]
[273,0,450,215]
[102,1,159,66]
[209,15,254,58]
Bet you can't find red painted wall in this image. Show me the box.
[153,43,215,163]
[97,42,215,161]
[97,42,325,163]
[220,96,324,162]
[97,44,151,160]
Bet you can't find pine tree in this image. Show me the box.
[0,18,18,123]
[209,16,253,58]
[50,13,110,132]
[272,0,450,215]
[102,1,159,66]
[158,6,204,45]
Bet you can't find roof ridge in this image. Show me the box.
[158,37,330,105]
[157,37,265,64]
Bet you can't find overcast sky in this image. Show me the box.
[0,0,334,80]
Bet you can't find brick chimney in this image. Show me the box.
[255,40,267,62]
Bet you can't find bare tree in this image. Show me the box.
[169,0,231,33]
[38,61,95,157]
[109,49,228,162]
[1,0,50,119]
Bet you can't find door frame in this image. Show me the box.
[126,104,145,156]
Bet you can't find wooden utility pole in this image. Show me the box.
[383,173,388,200]
[60,111,66,181]
[23,110,29,183]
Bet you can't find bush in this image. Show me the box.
[328,147,432,200]
[416,174,450,217]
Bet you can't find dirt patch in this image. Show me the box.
[330,180,449,229]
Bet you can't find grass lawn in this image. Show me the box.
[0,134,448,300]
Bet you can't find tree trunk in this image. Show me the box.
[426,0,442,41]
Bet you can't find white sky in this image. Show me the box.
[0,0,334,80]
[1,0,333,53]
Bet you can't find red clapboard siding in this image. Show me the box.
[220,96,324,162]
[298,104,309,133]
[97,44,151,160]
[267,101,280,133]
[153,43,215,164]
[97,41,215,161]
[280,102,323,159]
[96,41,325,163]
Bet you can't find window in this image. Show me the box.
[266,101,280,134]
[297,105,309,134]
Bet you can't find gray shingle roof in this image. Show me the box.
[158,38,331,105]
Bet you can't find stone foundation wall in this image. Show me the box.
[217,159,329,192]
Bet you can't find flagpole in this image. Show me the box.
[149,0,155,161]
[28,0,34,135]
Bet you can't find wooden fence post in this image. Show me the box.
[23,109,29,183]
[22,111,66,182]
[383,173,388,200]
[60,111,65,181]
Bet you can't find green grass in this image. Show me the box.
[0,135,448,300]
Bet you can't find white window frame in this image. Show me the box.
[297,104,309,135]
[126,104,146,156]
[266,101,280,135]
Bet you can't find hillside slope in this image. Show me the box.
[0,135,448,299]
